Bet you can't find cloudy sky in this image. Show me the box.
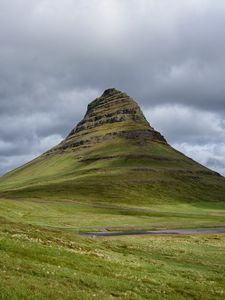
[0,0,225,175]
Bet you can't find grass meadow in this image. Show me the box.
[0,197,225,299]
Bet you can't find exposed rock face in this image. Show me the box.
[47,88,167,154]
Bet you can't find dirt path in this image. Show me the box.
[79,227,225,237]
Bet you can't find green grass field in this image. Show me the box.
[1,198,225,232]
[0,212,225,300]
[0,196,225,299]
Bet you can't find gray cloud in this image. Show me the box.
[0,0,225,175]
[146,105,225,144]
[146,105,225,174]
[173,143,225,175]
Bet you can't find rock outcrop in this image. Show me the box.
[47,88,166,154]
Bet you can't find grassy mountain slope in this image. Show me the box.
[0,88,224,205]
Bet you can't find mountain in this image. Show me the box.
[47,88,167,155]
[0,88,224,205]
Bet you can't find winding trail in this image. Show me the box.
[79,227,225,237]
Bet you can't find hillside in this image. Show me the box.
[0,88,224,205]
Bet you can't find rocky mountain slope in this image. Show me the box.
[0,88,224,205]
[47,88,167,154]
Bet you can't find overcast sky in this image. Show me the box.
[0,0,225,175]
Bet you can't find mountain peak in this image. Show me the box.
[47,89,167,154]
[87,88,130,111]
[102,88,121,97]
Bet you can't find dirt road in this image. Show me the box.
[79,227,225,237]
